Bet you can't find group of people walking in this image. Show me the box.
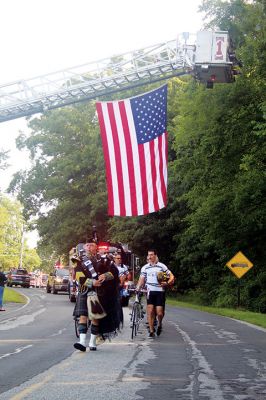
[72,238,174,351]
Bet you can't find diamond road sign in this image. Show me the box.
[226,251,253,279]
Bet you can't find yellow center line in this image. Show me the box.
[48,376,187,385]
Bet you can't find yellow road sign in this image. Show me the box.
[226,251,253,279]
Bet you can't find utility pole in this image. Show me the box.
[19,225,24,269]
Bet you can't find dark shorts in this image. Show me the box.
[147,291,166,307]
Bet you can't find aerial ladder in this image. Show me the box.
[0,31,239,123]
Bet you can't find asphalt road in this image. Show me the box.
[0,289,266,400]
[0,287,75,394]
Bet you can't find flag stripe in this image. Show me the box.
[149,140,159,212]
[163,132,168,204]
[154,137,164,209]
[95,102,114,215]
[113,102,132,216]
[107,103,126,216]
[101,103,120,215]
[124,100,144,215]
[158,133,167,206]
[139,143,149,214]
[144,142,154,213]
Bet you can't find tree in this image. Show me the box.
[23,248,41,271]
[0,195,24,270]
[0,194,40,271]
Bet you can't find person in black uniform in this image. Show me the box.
[72,238,120,351]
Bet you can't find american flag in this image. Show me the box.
[96,85,168,216]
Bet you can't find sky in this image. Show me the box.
[0,0,204,246]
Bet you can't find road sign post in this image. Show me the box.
[226,251,253,308]
[237,280,241,308]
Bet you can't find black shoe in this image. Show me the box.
[156,326,162,336]
[89,346,97,351]
[74,342,86,352]
[148,332,155,339]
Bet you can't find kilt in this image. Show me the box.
[73,292,88,317]
[73,291,120,336]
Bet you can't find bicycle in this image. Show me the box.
[129,289,146,340]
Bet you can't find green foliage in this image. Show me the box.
[246,271,266,313]
[23,248,41,272]
[0,195,24,269]
[0,194,40,271]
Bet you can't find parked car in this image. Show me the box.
[46,268,69,294]
[7,269,30,288]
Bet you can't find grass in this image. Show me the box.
[3,287,27,304]
[167,296,266,329]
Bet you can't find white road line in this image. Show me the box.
[49,328,67,337]
[0,344,33,360]
[172,322,226,400]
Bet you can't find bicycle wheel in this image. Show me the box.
[135,303,142,333]
[74,317,79,338]
[131,303,137,339]
[131,302,141,339]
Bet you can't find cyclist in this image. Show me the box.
[136,249,175,338]
[113,253,131,298]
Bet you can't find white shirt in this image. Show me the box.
[116,264,129,278]
[140,262,170,292]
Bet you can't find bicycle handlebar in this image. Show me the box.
[128,288,147,293]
